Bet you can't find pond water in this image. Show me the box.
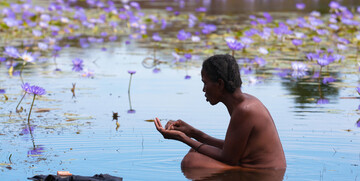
[0,0,360,180]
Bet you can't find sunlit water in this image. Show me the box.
[1,0,360,180]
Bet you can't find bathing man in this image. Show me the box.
[154,54,286,169]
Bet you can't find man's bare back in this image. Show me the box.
[231,93,286,168]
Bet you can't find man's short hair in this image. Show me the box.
[202,54,242,93]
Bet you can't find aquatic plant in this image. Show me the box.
[127,70,136,113]
[225,37,243,56]
[291,62,307,79]
[322,77,336,84]
[296,3,306,10]
[82,69,94,78]
[17,84,46,124]
[177,29,191,41]
[18,50,35,83]
[15,83,31,112]
[72,58,84,72]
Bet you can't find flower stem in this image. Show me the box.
[318,66,322,83]
[20,62,26,84]
[16,92,27,112]
[128,74,133,110]
[27,94,36,124]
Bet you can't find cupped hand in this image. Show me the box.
[154,117,187,141]
[165,119,195,138]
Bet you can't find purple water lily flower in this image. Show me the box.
[72,58,84,72]
[253,57,266,67]
[128,70,136,74]
[292,39,303,46]
[0,89,5,94]
[82,69,94,78]
[185,75,191,79]
[356,119,360,127]
[22,83,32,93]
[316,29,329,35]
[130,2,140,9]
[19,51,35,63]
[356,86,360,95]
[201,24,216,34]
[225,37,244,51]
[29,85,46,95]
[296,3,306,10]
[317,56,331,67]
[306,52,320,61]
[152,33,162,42]
[32,29,42,37]
[240,37,253,48]
[263,12,272,23]
[165,7,173,11]
[329,1,340,9]
[153,68,160,73]
[275,68,291,78]
[196,7,207,12]
[109,35,117,42]
[241,66,253,75]
[177,29,191,41]
[100,32,108,37]
[329,24,339,30]
[313,36,322,43]
[4,46,19,58]
[184,53,192,60]
[38,42,48,51]
[322,77,336,84]
[4,17,20,27]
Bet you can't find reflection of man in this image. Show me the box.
[154,54,286,170]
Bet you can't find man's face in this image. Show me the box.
[201,70,221,105]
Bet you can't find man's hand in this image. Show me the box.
[165,119,196,138]
[154,117,187,141]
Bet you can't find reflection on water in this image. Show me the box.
[139,0,360,14]
[182,167,285,181]
[1,0,360,180]
[282,78,339,105]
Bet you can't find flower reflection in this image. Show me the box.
[28,145,45,156]
[296,3,306,10]
[317,98,329,105]
[20,125,35,135]
[356,119,360,127]
[291,62,307,78]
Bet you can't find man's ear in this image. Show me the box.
[217,79,225,90]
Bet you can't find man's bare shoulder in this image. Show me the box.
[236,93,264,112]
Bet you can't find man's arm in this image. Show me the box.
[181,109,254,166]
[166,120,224,149]
[190,128,224,149]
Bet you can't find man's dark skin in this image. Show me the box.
[154,56,286,170]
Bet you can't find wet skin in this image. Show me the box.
[154,69,286,170]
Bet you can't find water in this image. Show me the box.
[1,0,360,180]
